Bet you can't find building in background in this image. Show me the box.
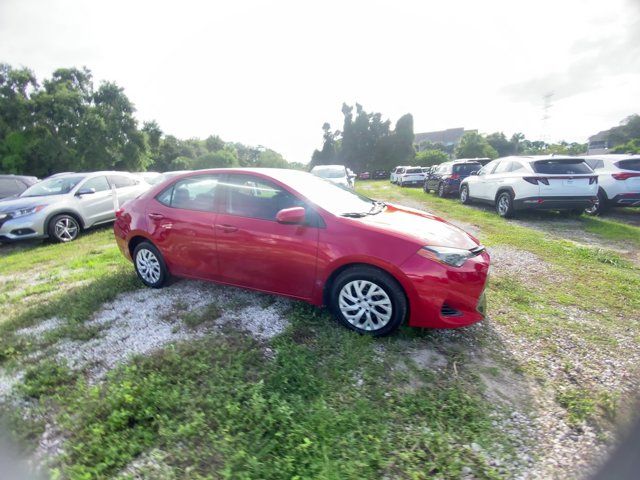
[414,128,477,153]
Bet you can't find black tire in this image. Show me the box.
[423,182,430,193]
[495,191,515,218]
[399,179,405,188]
[585,189,608,216]
[133,241,169,288]
[330,265,407,337]
[460,185,471,204]
[437,183,446,198]
[48,214,81,243]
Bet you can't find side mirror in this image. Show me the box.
[276,206,306,225]
[77,187,96,195]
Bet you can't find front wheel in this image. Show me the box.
[48,214,81,243]
[330,266,407,336]
[460,185,471,204]
[496,191,515,218]
[437,183,446,198]
[423,182,430,193]
[133,241,169,288]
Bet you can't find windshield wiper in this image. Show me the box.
[368,201,386,215]
[341,202,387,218]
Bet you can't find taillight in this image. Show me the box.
[612,172,640,181]
[523,177,549,185]
[589,176,598,184]
[450,174,460,180]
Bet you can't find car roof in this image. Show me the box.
[585,154,640,161]
[494,155,585,163]
[0,174,38,181]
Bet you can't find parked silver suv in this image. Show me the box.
[0,171,149,243]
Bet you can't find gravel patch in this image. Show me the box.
[488,245,564,282]
[16,317,63,337]
[49,280,291,380]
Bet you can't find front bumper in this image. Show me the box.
[400,250,490,329]
[513,196,596,211]
[0,214,46,241]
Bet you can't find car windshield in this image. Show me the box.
[405,168,422,174]
[453,163,481,174]
[532,160,592,175]
[616,159,640,171]
[312,167,346,179]
[20,176,85,197]
[284,172,376,216]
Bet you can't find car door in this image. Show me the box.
[146,174,220,280]
[428,165,441,190]
[215,173,320,299]
[473,160,501,200]
[484,160,512,201]
[75,175,113,225]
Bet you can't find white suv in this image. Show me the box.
[397,167,426,187]
[584,154,640,215]
[459,156,598,218]
[390,166,410,184]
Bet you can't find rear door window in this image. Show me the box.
[532,160,592,174]
[157,175,219,212]
[453,163,481,175]
[616,159,640,171]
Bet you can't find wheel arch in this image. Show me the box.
[128,234,155,259]
[494,186,516,203]
[45,210,85,233]
[322,262,410,311]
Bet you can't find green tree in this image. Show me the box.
[486,132,513,156]
[455,132,498,159]
[193,149,238,169]
[415,149,448,167]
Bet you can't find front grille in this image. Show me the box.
[441,303,462,317]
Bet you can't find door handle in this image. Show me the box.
[216,224,238,233]
[148,213,164,220]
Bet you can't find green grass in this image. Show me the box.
[1,185,639,478]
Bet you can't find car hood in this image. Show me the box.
[0,195,64,212]
[356,203,479,249]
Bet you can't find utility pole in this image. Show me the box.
[541,92,554,144]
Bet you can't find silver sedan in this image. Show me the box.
[0,171,150,243]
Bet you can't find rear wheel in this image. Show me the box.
[133,241,169,288]
[48,214,81,243]
[496,191,515,218]
[330,266,407,336]
[460,185,471,204]
[585,189,608,216]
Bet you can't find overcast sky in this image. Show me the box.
[1,0,639,162]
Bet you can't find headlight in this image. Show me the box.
[9,205,46,219]
[418,246,475,267]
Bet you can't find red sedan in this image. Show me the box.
[114,169,489,336]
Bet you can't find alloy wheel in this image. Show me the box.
[54,217,79,242]
[497,194,510,215]
[136,248,161,284]
[338,280,392,332]
[585,197,600,215]
[460,186,468,202]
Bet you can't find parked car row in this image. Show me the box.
[0,170,183,243]
[405,154,640,218]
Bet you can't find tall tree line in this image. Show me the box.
[0,64,297,177]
